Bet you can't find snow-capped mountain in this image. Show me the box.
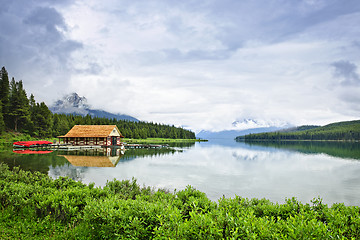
[50,93,139,122]
[197,118,291,139]
[232,118,290,130]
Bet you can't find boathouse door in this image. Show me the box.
[111,137,117,146]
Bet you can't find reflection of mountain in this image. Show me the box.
[48,164,85,182]
[244,141,360,160]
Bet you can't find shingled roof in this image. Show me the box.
[61,125,124,138]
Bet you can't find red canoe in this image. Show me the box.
[13,141,53,148]
[13,149,53,154]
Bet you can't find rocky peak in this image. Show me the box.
[54,93,89,110]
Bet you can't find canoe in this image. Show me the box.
[13,149,53,154]
[13,141,53,148]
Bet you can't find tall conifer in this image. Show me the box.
[0,67,10,128]
[9,78,31,132]
[0,101,5,134]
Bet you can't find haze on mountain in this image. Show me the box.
[50,93,139,122]
[197,118,291,139]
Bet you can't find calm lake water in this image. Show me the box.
[2,139,360,205]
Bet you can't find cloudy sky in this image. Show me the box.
[1,0,360,132]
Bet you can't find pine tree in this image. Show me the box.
[9,79,31,132]
[0,67,10,128]
[0,101,5,134]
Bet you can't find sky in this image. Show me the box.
[1,0,360,132]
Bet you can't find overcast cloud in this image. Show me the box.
[1,0,359,132]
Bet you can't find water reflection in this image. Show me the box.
[1,140,360,205]
[13,149,53,154]
[241,140,360,160]
[58,147,125,167]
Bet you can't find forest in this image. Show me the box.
[0,67,195,139]
[237,120,360,141]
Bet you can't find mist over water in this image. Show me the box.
[2,139,360,205]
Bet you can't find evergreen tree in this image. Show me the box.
[0,67,10,128]
[9,79,31,132]
[0,101,5,134]
[31,102,53,137]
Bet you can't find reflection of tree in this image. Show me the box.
[244,141,360,160]
[121,148,180,161]
[0,150,68,173]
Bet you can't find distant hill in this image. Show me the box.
[279,125,320,133]
[50,93,139,122]
[197,127,283,139]
[237,120,360,141]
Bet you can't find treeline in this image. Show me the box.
[1,163,360,239]
[53,114,196,139]
[0,67,195,139]
[237,120,360,141]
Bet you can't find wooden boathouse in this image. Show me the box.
[58,125,124,146]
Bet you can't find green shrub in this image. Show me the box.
[1,162,360,239]
[84,196,165,239]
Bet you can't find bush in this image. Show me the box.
[1,162,360,239]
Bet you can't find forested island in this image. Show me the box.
[236,120,360,141]
[0,67,195,139]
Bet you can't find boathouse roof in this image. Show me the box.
[60,125,124,138]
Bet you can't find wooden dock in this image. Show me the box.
[124,144,169,149]
[13,143,169,150]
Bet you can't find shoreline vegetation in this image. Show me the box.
[236,120,360,142]
[1,162,360,239]
[0,131,207,148]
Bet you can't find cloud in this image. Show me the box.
[331,60,360,85]
[1,0,360,131]
[0,1,82,101]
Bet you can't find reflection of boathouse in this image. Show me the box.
[58,125,124,146]
[60,147,124,167]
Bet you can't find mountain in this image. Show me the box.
[197,118,290,139]
[197,127,284,139]
[239,120,360,141]
[278,125,320,133]
[50,93,139,122]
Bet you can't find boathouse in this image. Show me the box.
[58,125,124,146]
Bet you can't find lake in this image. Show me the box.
[2,139,360,206]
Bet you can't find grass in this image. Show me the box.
[0,131,57,147]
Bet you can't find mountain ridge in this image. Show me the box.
[197,127,284,139]
[50,93,139,122]
[237,119,360,141]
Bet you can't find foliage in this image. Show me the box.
[1,162,360,239]
[237,120,360,141]
[0,102,4,134]
[0,66,196,139]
